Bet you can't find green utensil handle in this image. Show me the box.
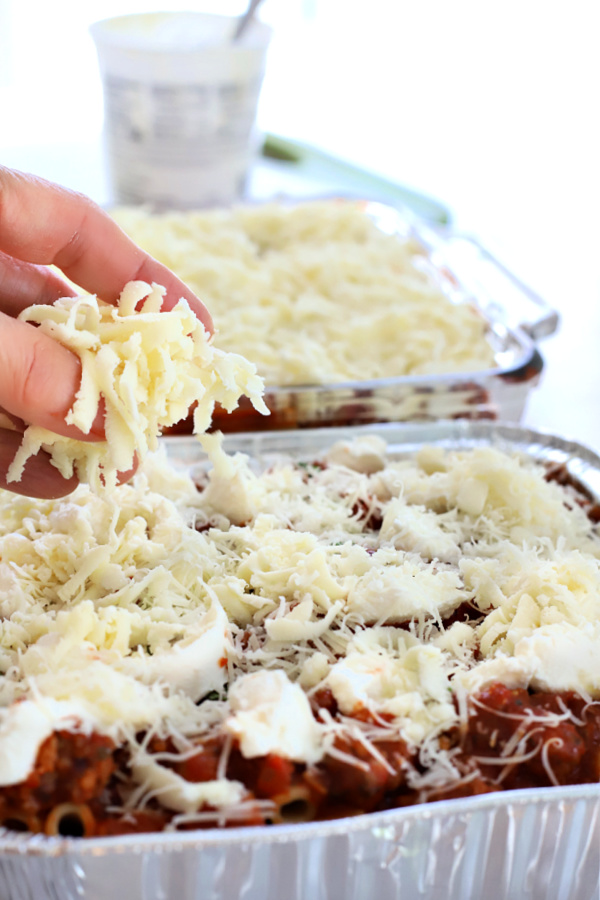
[261,133,452,225]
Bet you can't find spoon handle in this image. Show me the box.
[232,0,266,41]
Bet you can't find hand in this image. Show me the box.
[0,166,213,499]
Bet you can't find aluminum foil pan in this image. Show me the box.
[0,785,598,900]
[1,422,599,900]
[167,419,600,504]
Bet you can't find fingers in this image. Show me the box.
[0,166,213,332]
[0,428,79,499]
[116,460,138,486]
[0,427,138,499]
[0,311,104,440]
[0,165,209,499]
[0,250,78,316]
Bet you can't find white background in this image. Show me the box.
[1,0,599,449]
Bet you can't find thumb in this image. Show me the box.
[0,311,104,440]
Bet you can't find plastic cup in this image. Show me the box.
[90,11,272,209]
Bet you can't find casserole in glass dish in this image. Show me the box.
[110,200,558,433]
[0,421,598,900]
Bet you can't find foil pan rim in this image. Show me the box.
[2,783,598,858]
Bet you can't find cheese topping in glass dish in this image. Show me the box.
[110,201,497,387]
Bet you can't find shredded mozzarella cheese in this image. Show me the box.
[9,281,268,491]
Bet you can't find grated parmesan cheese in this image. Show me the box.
[8,281,268,492]
[129,751,245,814]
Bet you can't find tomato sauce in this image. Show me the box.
[1,683,599,835]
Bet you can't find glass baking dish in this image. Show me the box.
[1,420,598,900]
[161,201,559,434]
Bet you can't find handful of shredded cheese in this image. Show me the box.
[8,281,268,492]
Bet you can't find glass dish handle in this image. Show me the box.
[432,232,560,341]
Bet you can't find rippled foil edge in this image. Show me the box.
[1,786,599,900]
